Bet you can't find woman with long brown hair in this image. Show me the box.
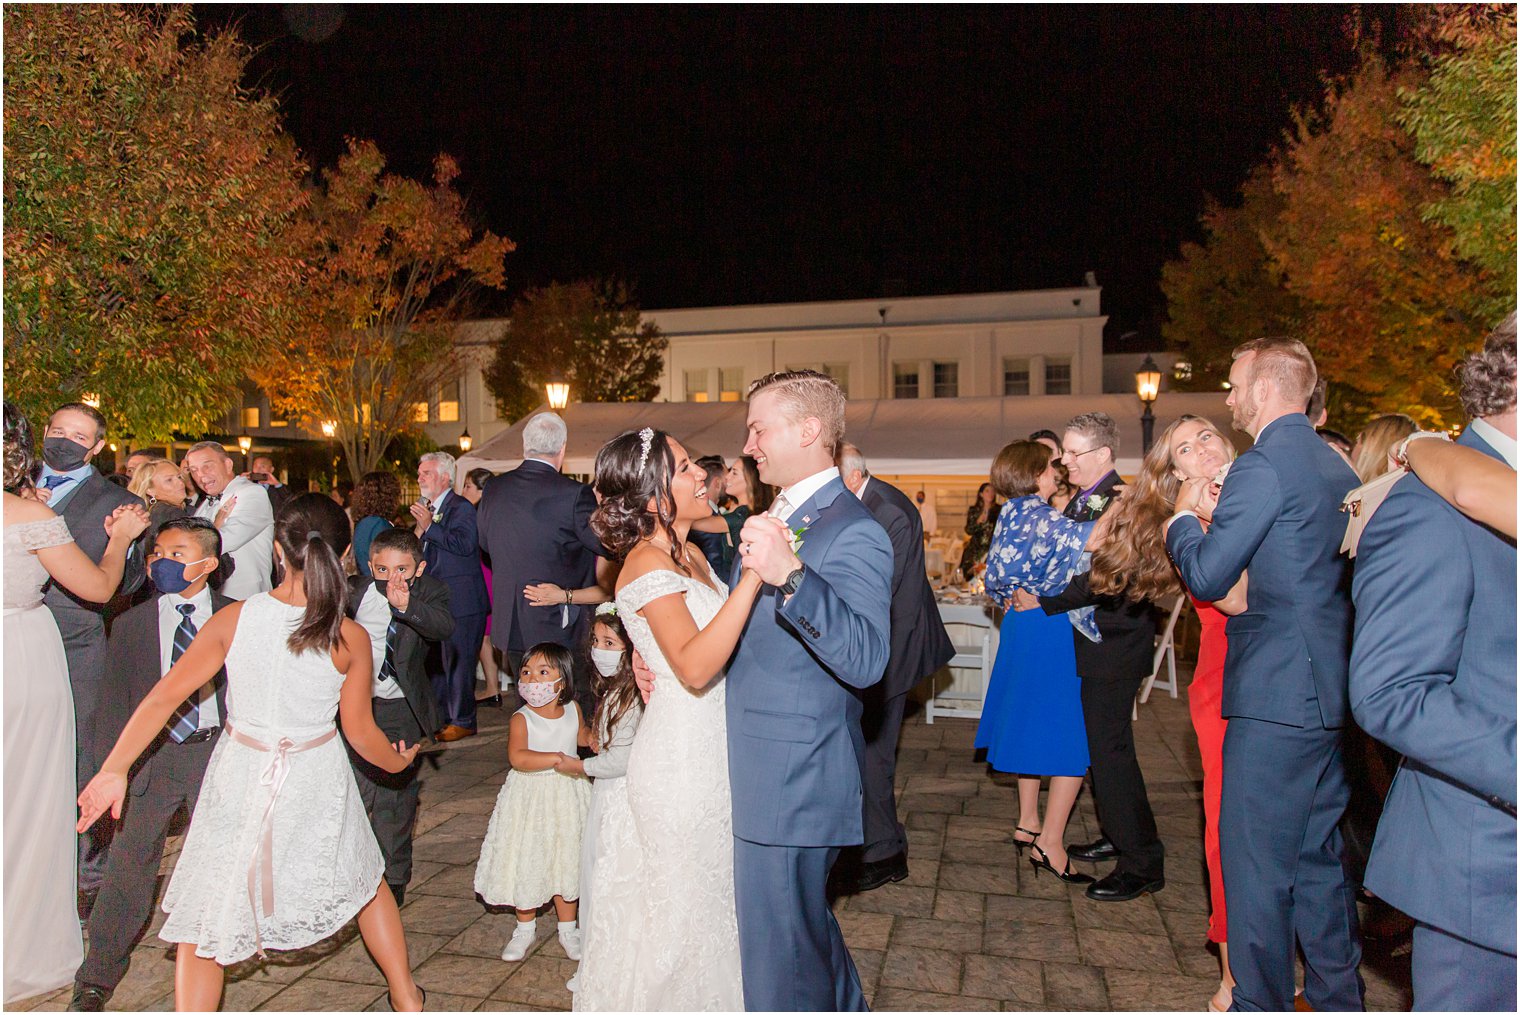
[1089,415,1246,1013]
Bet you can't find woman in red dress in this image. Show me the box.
[1089,415,1245,1012]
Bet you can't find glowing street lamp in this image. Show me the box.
[545,372,570,412]
[1135,354,1162,453]
[458,429,473,453]
[319,419,337,439]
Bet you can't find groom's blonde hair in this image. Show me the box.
[747,369,847,456]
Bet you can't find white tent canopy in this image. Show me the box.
[457,391,1237,482]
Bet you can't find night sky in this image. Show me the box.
[198,4,1400,348]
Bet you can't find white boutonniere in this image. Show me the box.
[432,507,443,524]
[1213,462,1232,487]
[1085,493,1109,514]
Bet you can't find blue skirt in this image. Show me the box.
[974,608,1090,777]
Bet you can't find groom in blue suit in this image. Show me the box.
[1166,338,1364,1012]
[728,370,892,1012]
[1350,320,1517,1012]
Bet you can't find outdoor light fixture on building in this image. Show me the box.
[1135,354,1161,453]
[546,372,571,412]
[458,429,473,453]
[320,419,337,438]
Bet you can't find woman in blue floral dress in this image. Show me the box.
[975,440,1105,883]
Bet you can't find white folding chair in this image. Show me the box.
[1133,596,1185,720]
[927,602,997,723]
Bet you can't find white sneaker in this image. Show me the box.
[558,924,582,960]
[500,922,536,961]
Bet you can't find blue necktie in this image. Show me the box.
[166,604,201,743]
[41,474,70,491]
[377,614,399,683]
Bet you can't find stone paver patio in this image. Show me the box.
[18,656,1414,1012]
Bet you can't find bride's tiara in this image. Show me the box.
[637,427,656,471]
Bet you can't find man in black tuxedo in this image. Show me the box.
[477,413,605,706]
[413,452,486,742]
[70,518,230,1012]
[1028,412,1164,902]
[246,455,294,516]
[37,401,147,895]
[689,454,731,575]
[836,444,955,891]
[345,528,453,904]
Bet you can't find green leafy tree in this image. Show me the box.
[485,280,668,421]
[254,139,514,482]
[3,5,309,438]
[1399,11,1517,312]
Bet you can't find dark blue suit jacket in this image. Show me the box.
[859,478,954,698]
[1166,414,1359,728]
[476,459,604,653]
[725,476,892,847]
[1350,427,1516,953]
[420,490,487,617]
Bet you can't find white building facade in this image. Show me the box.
[644,286,1107,404]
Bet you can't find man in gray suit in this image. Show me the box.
[1166,338,1364,1012]
[836,443,954,893]
[1350,318,1517,1011]
[37,401,146,897]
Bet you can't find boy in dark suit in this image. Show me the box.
[69,518,231,1012]
[345,527,454,905]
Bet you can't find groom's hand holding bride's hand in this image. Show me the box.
[738,514,800,587]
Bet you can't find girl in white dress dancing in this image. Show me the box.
[573,427,765,1012]
[77,494,426,1011]
[475,643,592,962]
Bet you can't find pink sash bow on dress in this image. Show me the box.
[223,720,338,956]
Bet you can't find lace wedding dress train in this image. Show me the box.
[574,565,743,1011]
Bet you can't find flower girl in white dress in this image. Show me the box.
[474,643,592,962]
[77,494,426,1011]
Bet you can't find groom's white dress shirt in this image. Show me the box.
[772,467,840,525]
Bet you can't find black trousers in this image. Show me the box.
[1079,673,1164,879]
[859,685,911,863]
[348,697,425,888]
[78,732,218,991]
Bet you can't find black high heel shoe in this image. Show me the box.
[475,693,502,708]
[1012,826,1040,854]
[1028,842,1096,885]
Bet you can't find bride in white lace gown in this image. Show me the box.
[574,429,765,1012]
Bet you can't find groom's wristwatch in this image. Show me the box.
[780,566,806,596]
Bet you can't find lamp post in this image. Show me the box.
[545,372,570,412]
[1135,354,1161,454]
[319,419,338,491]
[236,433,253,470]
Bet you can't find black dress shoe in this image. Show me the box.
[1068,836,1119,862]
[67,984,111,1012]
[475,693,502,708]
[855,852,910,893]
[1085,869,1164,902]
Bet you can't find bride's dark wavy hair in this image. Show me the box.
[590,428,690,574]
[3,401,38,494]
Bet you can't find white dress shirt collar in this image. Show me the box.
[1469,417,1518,470]
[774,467,840,523]
[157,587,219,728]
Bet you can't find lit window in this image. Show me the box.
[685,368,709,403]
[719,367,743,402]
[1045,360,1072,395]
[438,380,460,422]
[241,407,260,429]
[412,401,430,424]
[933,362,958,398]
[893,363,919,399]
[269,413,288,428]
[1003,359,1030,396]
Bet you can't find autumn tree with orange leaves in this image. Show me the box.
[254,139,515,482]
[3,5,310,440]
[1163,6,1515,428]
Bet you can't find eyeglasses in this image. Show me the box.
[1061,446,1108,461]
